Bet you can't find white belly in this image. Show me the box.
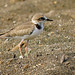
[13,27,43,40]
[23,27,43,40]
[30,28,43,37]
[23,24,44,40]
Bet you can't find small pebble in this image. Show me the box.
[0,52,2,54]
[6,58,13,64]
[60,54,68,64]
[65,61,70,65]
[56,56,58,58]
[19,55,23,59]
[23,64,29,69]
[48,32,54,36]
[58,15,60,18]
[13,21,16,24]
[53,64,56,67]
[4,4,8,7]
[53,1,57,4]
[60,54,65,64]
[33,66,36,68]
[59,24,62,26]
[7,48,11,51]
[0,60,3,64]
[74,56,75,58]
[36,63,41,67]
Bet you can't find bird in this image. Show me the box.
[0,13,53,58]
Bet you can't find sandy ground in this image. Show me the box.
[0,0,75,75]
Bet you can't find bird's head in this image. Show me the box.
[32,13,53,24]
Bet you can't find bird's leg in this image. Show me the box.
[18,39,24,58]
[25,40,29,58]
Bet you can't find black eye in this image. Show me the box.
[39,17,45,20]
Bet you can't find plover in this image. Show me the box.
[0,13,53,58]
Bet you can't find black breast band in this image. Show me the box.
[29,24,42,35]
[36,24,42,29]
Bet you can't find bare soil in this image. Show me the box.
[0,0,75,75]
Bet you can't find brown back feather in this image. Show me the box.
[0,21,34,38]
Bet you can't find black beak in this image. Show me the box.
[46,19,53,21]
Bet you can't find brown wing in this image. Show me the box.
[0,21,34,38]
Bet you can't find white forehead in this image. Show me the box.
[43,16,47,19]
